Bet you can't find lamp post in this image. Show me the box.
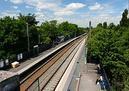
[37,27,41,44]
[26,22,30,52]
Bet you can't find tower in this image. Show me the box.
[89,21,91,30]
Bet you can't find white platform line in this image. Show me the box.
[55,39,86,91]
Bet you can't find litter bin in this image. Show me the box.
[33,45,39,57]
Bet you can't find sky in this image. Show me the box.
[0,0,128,27]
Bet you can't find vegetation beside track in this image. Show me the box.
[0,13,87,69]
[87,9,129,91]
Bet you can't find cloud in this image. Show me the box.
[61,11,121,27]
[35,12,45,25]
[9,0,23,4]
[5,0,121,27]
[9,0,58,11]
[89,2,103,11]
[13,6,18,9]
[79,13,121,27]
[27,1,57,11]
[25,5,33,9]
[65,3,86,10]
[35,12,45,20]
[54,11,74,16]
[0,10,19,18]
[20,0,58,12]
[54,3,86,16]
[52,16,65,24]
[24,2,85,16]
[8,0,85,16]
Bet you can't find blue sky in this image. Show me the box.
[0,0,128,27]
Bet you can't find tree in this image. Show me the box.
[0,14,39,60]
[120,9,129,27]
[58,21,79,39]
[58,21,70,38]
[103,22,107,28]
[18,13,38,25]
[105,61,129,91]
[88,9,129,90]
[39,20,59,44]
[18,13,39,49]
[0,13,85,66]
[97,23,102,27]
[108,23,115,29]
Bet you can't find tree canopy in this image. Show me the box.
[88,9,129,91]
[0,13,86,63]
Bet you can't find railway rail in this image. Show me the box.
[19,34,86,91]
[42,37,84,91]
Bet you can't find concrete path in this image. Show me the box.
[79,63,101,91]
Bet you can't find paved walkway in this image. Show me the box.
[79,63,101,91]
[68,46,101,91]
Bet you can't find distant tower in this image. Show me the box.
[89,21,91,30]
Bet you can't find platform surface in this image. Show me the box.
[78,63,101,91]
[8,38,76,73]
[68,46,101,91]
[0,71,17,82]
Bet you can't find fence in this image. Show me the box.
[0,35,74,70]
[0,43,53,70]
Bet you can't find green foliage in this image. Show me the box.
[103,22,107,28]
[120,9,129,27]
[39,20,82,44]
[97,23,102,28]
[88,9,129,91]
[105,61,129,91]
[58,21,78,38]
[18,13,39,48]
[124,77,129,91]
[108,23,116,29]
[0,14,85,62]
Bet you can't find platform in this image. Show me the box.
[0,71,19,91]
[68,46,102,91]
[7,37,77,74]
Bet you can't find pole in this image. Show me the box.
[89,21,92,62]
[89,21,91,40]
[26,23,30,52]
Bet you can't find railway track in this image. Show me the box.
[20,35,85,91]
[42,38,83,91]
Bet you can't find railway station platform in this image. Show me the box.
[68,46,102,91]
[8,37,76,73]
[2,35,109,91]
